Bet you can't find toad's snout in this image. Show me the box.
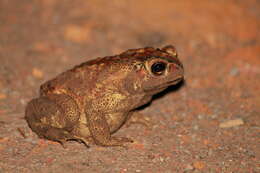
[169,62,184,79]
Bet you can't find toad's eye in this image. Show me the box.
[151,62,167,75]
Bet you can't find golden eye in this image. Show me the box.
[151,62,166,75]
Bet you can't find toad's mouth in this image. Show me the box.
[166,77,183,85]
[144,76,184,92]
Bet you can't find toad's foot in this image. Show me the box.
[126,112,153,129]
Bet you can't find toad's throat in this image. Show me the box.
[144,77,183,92]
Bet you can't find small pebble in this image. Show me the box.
[64,24,91,43]
[229,67,239,76]
[219,118,244,128]
[193,161,205,169]
[0,93,7,100]
[32,68,43,79]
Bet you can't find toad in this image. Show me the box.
[25,45,184,147]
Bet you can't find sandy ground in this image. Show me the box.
[0,0,259,172]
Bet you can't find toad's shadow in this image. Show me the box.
[136,80,185,111]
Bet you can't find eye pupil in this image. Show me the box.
[151,62,166,75]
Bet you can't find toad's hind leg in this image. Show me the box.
[25,94,80,145]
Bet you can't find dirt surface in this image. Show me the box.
[0,0,259,172]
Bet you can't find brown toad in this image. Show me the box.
[25,45,184,147]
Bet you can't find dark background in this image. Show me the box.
[0,0,259,172]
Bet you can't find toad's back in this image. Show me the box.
[39,52,136,98]
[39,57,113,98]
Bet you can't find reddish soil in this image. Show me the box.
[0,0,259,172]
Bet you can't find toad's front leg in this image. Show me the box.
[85,108,133,147]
